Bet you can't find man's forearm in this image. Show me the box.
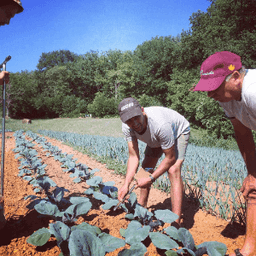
[151,156,176,180]
[235,129,256,176]
[124,156,139,186]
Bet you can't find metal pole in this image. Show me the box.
[0,55,11,197]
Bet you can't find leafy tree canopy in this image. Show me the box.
[36,50,79,72]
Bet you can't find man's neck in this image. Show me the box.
[137,114,148,135]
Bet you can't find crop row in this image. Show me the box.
[37,129,247,224]
[13,130,227,256]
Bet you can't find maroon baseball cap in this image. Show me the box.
[193,51,242,92]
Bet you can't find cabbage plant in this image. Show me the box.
[27,221,125,256]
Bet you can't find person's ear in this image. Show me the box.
[232,71,240,80]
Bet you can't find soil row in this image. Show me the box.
[0,132,246,255]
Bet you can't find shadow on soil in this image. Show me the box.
[221,222,245,239]
[149,195,200,230]
[149,193,246,240]
[0,209,54,250]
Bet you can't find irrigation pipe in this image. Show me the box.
[0,55,11,199]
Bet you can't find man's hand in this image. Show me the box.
[240,174,256,199]
[0,71,9,85]
[136,177,152,188]
[118,185,129,201]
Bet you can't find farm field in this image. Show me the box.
[0,131,246,256]
[1,117,239,150]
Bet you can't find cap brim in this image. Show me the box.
[120,108,142,123]
[193,76,226,92]
[15,4,24,14]
[16,7,24,13]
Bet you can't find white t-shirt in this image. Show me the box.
[121,106,190,149]
[219,69,256,131]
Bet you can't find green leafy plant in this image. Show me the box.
[26,180,92,225]
[27,221,126,256]
[85,176,120,210]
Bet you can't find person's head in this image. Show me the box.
[118,97,147,134]
[0,0,23,26]
[193,51,245,102]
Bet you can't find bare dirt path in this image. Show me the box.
[0,132,246,255]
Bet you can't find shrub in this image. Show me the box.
[138,94,162,107]
[87,92,118,118]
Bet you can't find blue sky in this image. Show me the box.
[0,0,210,73]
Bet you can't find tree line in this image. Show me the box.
[4,0,256,139]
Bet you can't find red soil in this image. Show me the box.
[0,132,246,255]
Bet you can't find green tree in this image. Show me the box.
[99,51,142,101]
[94,50,128,97]
[60,95,87,117]
[34,65,71,117]
[36,50,79,72]
[133,36,178,105]
[186,0,256,66]
[138,94,162,108]
[87,92,118,118]
[8,71,39,118]
[166,68,234,138]
[66,51,102,103]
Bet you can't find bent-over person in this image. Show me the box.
[194,51,256,256]
[117,97,190,225]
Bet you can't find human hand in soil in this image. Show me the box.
[0,71,9,85]
[240,174,256,200]
[118,185,129,201]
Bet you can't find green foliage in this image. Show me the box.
[87,92,118,118]
[138,94,162,108]
[66,51,101,101]
[59,96,87,118]
[188,0,256,66]
[7,0,256,139]
[194,96,234,138]
[133,36,178,105]
[166,68,234,138]
[20,130,230,255]
[166,68,199,122]
[8,71,39,118]
[27,228,51,246]
[36,50,79,71]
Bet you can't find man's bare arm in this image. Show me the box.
[151,145,176,180]
[124,139,140,187]
[231,118,256,176]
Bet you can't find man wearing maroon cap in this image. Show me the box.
[194,51,256,256]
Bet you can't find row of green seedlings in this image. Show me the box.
[39,130,246,225]
[155,170,246,227]
[22,130,228,256]
[13,130,128,255]
[181,152,246,225]
[19,126,247,226]
[14,130,56,193]
[25,130,99,185]
[37,129,246,226]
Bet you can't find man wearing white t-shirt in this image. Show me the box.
[194,51,256,256]
[117,97,190,225]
